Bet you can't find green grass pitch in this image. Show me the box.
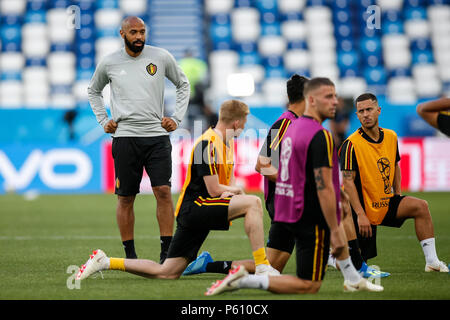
[0,192,449,300]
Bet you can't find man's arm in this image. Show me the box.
[203,175,243,198]
[311,130,339,228]
[87,59,110,129]
[393,163,402,195]
[164,50,190,130]
[392,140,402,195]
[314,167,338,230]
[416,97,450,129]
[314,167,346,256]
[195,141,243,198]
[228,166,245,194]
[342,170,372,237]
[255,155,278,182]
[310,129,346,255]
[255,119,286,182]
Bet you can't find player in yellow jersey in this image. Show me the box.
[340,93,448,272]
[76,100,278,281]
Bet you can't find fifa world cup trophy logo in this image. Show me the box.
[280,137,292,182]
[377,157,391,194]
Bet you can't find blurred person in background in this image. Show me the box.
[179,49,217,130]
[416,97,450,137]
[329,97,353,149]
[63,109,77,141]
[87,16,190,263]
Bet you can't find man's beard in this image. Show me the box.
[363,118,378,130]
[124,35,145,53]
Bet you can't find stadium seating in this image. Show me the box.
[204,0,450,105]
[0,0,449,130]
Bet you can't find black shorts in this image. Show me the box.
[437,113,450,137]
[265,197,295,254]
[283,221,330,281]
[354,194,406,261]
[266,221,295,254]
[112,136,172,196]
[167,197,231,262]
[381,195,407,228]
[265,196,275,220]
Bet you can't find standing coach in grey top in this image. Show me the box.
[88,16,190,263]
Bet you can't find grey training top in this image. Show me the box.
[88,45,190,137]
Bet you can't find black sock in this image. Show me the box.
[205,261,233,274]
[159,236,172,264]
[123,240,137,259]
[348,239,364,270]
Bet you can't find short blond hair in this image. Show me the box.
[218,99,250,124]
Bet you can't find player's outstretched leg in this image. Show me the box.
[205,226,383,296]
[76,249,188,280]
[205,266,323,296]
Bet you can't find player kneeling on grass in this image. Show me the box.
[76,100,279,281]
[206,78,384,296]
[340,93,448,273]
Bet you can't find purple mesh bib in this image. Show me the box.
[274,117,341,224]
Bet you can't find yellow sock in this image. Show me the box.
[252,247,270,266]
[109,258,125,271]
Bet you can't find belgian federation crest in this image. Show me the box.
[146,63,157,76]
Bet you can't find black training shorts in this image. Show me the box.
[167,197,231,262]
[112,136,172,196]
[354,194,406,261]
[266,221,295,254]
[282,220,330,281]
[265,198,295,254]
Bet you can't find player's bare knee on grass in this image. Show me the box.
[291,279,321,294]
[306,282,321,294]
[159,273,181,280]
[155,262,184,280]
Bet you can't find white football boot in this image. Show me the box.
[76,249,109,280]
[425,260,449,273]
[343,278,384,292]
[205,265,248,296]
[255,264,281,276]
